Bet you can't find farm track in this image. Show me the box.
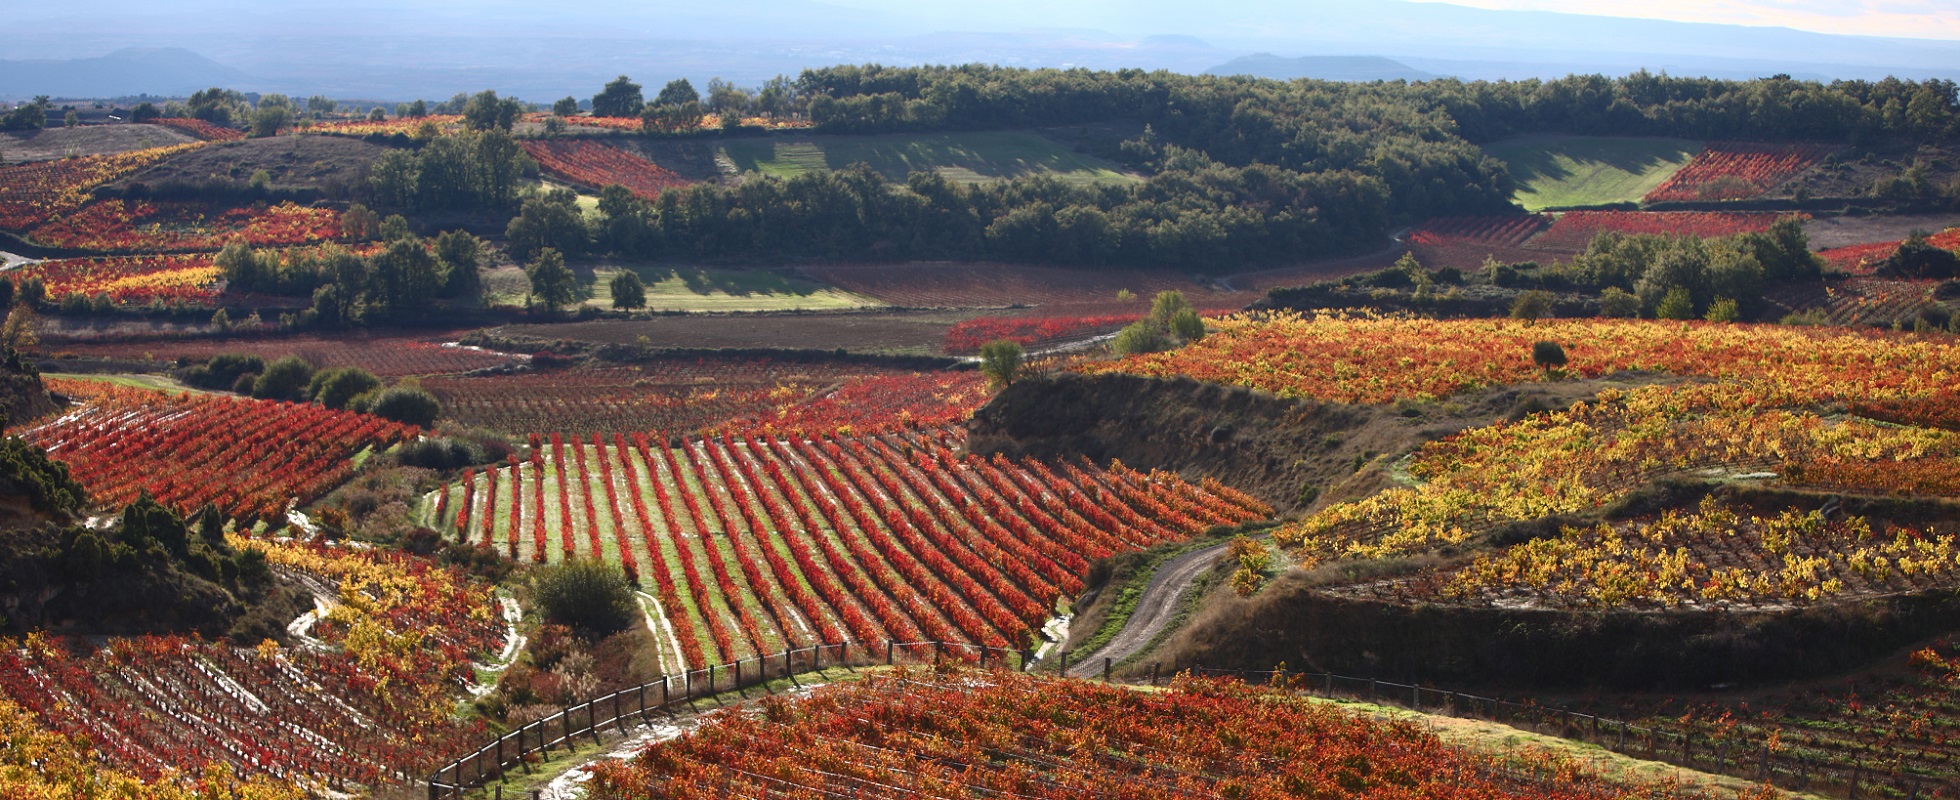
[1065,541,1228,677]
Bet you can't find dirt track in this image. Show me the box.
[1065,542,1227,677]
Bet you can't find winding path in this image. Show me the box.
[1064,542,1229,677]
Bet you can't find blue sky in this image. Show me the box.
[1406,0,1960,40]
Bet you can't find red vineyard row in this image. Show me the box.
[519,140,691,200]
[437,429,1270,666]
[1644,141,1833,203]
[1531,210,1796,250]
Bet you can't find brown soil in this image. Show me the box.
[1804,212,1960,249]
[109,135,392,194]
[804,262,1251,310]
[0,124,197,162]
[493,309,989,355]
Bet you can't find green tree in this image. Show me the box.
[609,270,647,310]
[1168,309,1205,343]
[251,356,315,401]
[130,102,160,123]
[367,107,387,121]
[552,96,580,117]
[367,238,446,316]
[306,366,382,410]
[462,90,522,131]
[434,230,484,299]
[506,190,590,259]
[526,248,579,314]
[532,559,636,635]
[1148,290,1193,326]
[1598,286,1641,318]
[363,386,442,428]
[592,75,644,118]
[63,110,79,128]
[1705,297,1741,323]
[1655,286,1697,320]
[1510,289,1554,324]
[979,339,1023,388]
[654,78,700,107]
[1112,319,1171,355]
[640,101,704,133]
[248,104,291,138]
[1531,340,1567,376]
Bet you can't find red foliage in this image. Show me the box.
[1408,214,1551,248]
[150,118,247,142]
[1817,227,1960,274]
[27,382,419,521]
[1644,141,1832,203]
[29,200,343,253]
[519,140,690,199]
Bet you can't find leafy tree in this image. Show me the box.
[506,190,590,259]
[462,90,522,131]
[185,88,247,126]
[435,230,484,298]
[130,102,161,122]
[406,98,428,118]
[609,270,647,310]
[1168,309,1205,343]
[249,104,291,138]
[553,96,580,117]
[526,248,580,314]
[1112,319,1170,355]
[0,436,86,516]
[63,110,79,128]
[592,76,644,118]
[1509,290,1554,323]
[0,101,46,132]
[306,96,336,116]
[378,214,413,241]
[1531,340,1567,375]
[367,107,387,121]
[653,78,700,107]
[361,385,442,428]
[251,356,315,401]
[1705,297,1741,322]
[1655,286,1696,320]
[979,339,1024,388]
[1148,290,1193,326]
[705,78,752,116]
[1598,286,1641,318]
[306,366,382,410]
[367,238,446,316]
[532,559,636,635]
[641,101,704,133]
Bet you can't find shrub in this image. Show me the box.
[361,386,442,428]
[1531,340,1567,375]
[395,437,486,470]
[533,559,636,636]
[1655,286,1696,320]
[1598,286,1640,318]
[1168,309,1205,343]
[306,366,383,410]
[1705,297,1741,323]
[251,356,315,401]
[979,339,1023,388]
[1112,319,1170,355]
[1509,290,1553,323]
[183,353,266,390]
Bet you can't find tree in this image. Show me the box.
[654,78,699,107]
[306,366,382,410]
[367,107,387,121]
[0,101,46,132]
[1510,290,1553,324]
[363,386,442,428]
[462,90,522,131]
[1112,319,1170,355]
[979,339,1023,388]
[1705,297,1741,322]
[705,78,752,117]
[532,559,635,635]
[249,104,291,138]
[640,101,704,133]
[0,304,37,350]
[306,96,337,116]
[526,248,580,314]
[1531,340,1567,376]
[63,110,79,128]
[1598,286,1640,318]
[251,356,315,401]
[609,270,647,310]
[130,102,160,122]
[367,238,446,316]
[552,96,580,117]
[1149,290,1193,326]
[592,76,644,118]
[1168,309,1205,343]
[505,190,590,259]
[1655,286,1696,320]
[435,230,484,299]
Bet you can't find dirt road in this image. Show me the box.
[1065,542,1227,677]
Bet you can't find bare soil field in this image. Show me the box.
[35,330,515,377]
[495,309,987,355]
[109,135,391,193]
[1804,212,1960,249]
[805,262,1251,309]
[0,124,197,162]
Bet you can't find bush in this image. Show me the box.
[1598,286,1640,318]
[1531,340,1567,375]
[305,366,382,410]
[1654,286,1696,320]
[183,353,266,390]
[362,386,442,428]
[1509,290,1553,323]
[979,339,1023,388]
[395,437,486,470]
[251,356,315,401]
[1111,319,1170,355]
[1168,309,1205,343]
[1705,297,1741,323]
[532,559,636,636]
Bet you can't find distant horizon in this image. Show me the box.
[1400,0,1960,42]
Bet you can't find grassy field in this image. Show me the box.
[1483,135,1700,210]
[719,131,1140,186]
[484,264,880,312]
[42,372,205,395]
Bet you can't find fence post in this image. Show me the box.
[639,684,650,724]
[1150,663,1160,687]
[885,640,894,666]
[1103,657,1112,683]
[1412,685,1420,710]
[614,692,627,734]
[1323,673,1332,696]
[708,664,718,704]
[734,660,744,697]
[1059,650,1069,675]
[935,640,943,664]
[1021,648,1033,672]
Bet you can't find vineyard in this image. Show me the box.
[1528,210,1794,250]
[806,263,1249,311]
[0,142,204,230]
[1643,142,1833,203]
[424,362,987,436]
[1338,496,1960,609]
[585,667,1730,800]
[519,139,691,199]
[151,118,248,142]
[1086,313,1960,428]
[433,428,1269,665]
[27,199,344,253]
[301,115,465,137]
[1817,227,1960,274]
[0,539,504,793]
[1409,215,1552,247]
[42,332,522,376]
[15,252,222,305]
[26,381,419,521]
[1764,278,1937,327]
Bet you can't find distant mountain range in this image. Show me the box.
[1205,54,1436,82]
[3,0,1958,101]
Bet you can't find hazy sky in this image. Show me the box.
[1409,0,1960,41]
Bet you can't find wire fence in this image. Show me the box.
[427,643,1935,800]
